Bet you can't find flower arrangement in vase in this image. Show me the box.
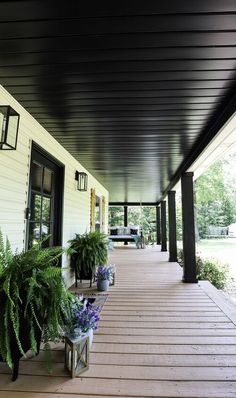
[95,264,116,291]
[64,295,100,348]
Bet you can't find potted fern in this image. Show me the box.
[0,229,72,381]
[68,231,109,287]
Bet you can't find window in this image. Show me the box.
[27,145,64,248]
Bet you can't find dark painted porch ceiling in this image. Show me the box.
[1,1,236,202]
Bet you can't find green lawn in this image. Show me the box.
[196,238,236,279]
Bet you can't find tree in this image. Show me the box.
[195,156,236,238]
[109,207,124,226]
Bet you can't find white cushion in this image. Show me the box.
[123,227,130,234]
[118,227,125,235]
[109,234,135,239]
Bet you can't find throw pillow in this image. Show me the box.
[110,229,118,236]
[130,228,138,235]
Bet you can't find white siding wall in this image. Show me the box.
[0,86,109,285]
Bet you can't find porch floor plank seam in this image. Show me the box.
[0,246,236,398]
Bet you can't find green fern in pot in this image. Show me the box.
[68,231,109,284]
[0,229,72,380]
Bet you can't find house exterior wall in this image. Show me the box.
[0,86,109,285]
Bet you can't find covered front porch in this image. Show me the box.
[1,246,236,398]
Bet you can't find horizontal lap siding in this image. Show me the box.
[0,86,108,285]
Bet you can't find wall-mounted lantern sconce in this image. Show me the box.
[75,171,88,191]
[0,106,20,150]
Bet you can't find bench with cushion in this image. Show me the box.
[108,226,140,244]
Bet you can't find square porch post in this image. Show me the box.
[168,190,177,262]
[124,205,128,245]
[181,172,198,283]
[161,200,167,252]
[156,205,161,244]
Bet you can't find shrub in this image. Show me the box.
[197,258,229,289]
[177,248,230,289]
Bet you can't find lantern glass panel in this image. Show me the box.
[0,106,19,150]
[76,172,88,191]
[7,114,18,147]
[80,174,85,190]
[0,107,8,148]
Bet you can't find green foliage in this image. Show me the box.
[109,206,156,241]
[0,229,72,369]
[68,231,108,275]
[109,207,124,226]
[196,258,230,289]
[195,158,236,238]
[176,194,183,240]
[61,295,84,335]
[177,248,230,289]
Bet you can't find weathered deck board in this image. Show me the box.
[0,246,236,398]
[0,374,236,397]
[99,321,235,328]
[90,352,236,366]
[98,327,236,336]
[92,342,236,354]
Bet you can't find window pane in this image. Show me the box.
[42,197,51,223]
[43,168,52,194]
[31,162,43,192]
[30,193,41,221]
[28,222,41,248]
[41,223,51,248]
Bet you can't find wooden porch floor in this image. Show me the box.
[1,246,236,397]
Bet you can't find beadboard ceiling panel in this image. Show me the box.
[1,1,236,202]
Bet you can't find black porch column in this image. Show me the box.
[168,191,177,262]
[156,205,161,244]
[181,172,198,283]
[124,205,128,227]
[161,200,167,252]
[124,205,128,245]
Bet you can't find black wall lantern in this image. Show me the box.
[75,171,88,191]
[0,106,20,150]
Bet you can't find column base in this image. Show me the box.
[182,277,198,283]
[161,248,167,252]
[169,257,178,262]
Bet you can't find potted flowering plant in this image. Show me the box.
[74,302,100,348]
[95,265,115,291]
[76,303,100,333]
[63,295,100,348]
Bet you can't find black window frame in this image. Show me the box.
[26,142,65,250]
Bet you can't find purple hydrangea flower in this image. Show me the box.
[95,265,115,281]
[75,303,100,332]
